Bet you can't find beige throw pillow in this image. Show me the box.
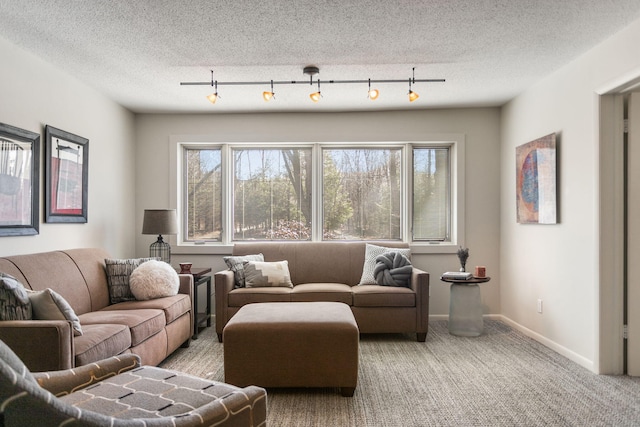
[243,260,293,288]
[28,288,83,336]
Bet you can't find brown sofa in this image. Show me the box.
[215,241,430,342]
[0,248,193,372]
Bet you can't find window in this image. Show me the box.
[183,147,222,241]
[323,148,401,240]
[412,147,450,241]
[177,141,459,246]
[232,148,312,240]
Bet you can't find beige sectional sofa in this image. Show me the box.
[215,241,430,342]
[0,248,193,372]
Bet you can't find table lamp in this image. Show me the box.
[142,209,178,263]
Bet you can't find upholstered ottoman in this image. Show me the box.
[223,302,359,396]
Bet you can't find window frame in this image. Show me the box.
[169,136,465,255]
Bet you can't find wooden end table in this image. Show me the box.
[440,276,491,337]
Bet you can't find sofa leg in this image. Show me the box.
[417,332,427,342]
[341,387,355,397]
[181,338,191,348]
[217,333,223,343]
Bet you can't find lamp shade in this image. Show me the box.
[142,209,178,235]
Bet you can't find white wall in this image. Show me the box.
[500,17,640,372]
[134,108,501,317]
[0,36,137,258]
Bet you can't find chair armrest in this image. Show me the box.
[0,320,74,371]
[214,270,235,339]
[410,268,430,336]
[33,354,141,397]
[187,384,267,426]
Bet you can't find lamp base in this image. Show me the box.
[150,235,171,264]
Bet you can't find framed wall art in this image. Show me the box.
[45,126,89,223]
[0,122,40,236]
[516,133,557,224]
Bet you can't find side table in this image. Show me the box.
[440,276,491,337]
[178,267,212,339]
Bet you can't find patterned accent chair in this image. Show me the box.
[0,339,267,426]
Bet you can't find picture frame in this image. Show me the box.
[45,126,89,223]
[516,133,557,224]
[0,122,40,236]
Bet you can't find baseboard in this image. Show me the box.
[429,314,595,372]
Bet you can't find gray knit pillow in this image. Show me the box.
[374,252,413,287]
[359,244,411,285]
[0,272,32,320]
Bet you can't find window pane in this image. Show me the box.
[184,148,222,241]
[323,148,401,240]
[233,148,312,240]
[413,147,450,241]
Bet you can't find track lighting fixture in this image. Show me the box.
[408,67,419,102]
[263,80,275,101]
[309,79,321,103]
[182,66,444,105]
[206,70,219,104]
[368,79,379,100]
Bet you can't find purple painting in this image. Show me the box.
[516,133,557,224]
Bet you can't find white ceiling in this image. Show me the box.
[1,0,640,114]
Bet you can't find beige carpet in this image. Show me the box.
[160,320,640,426]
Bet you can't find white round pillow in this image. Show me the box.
[129,260,179,300]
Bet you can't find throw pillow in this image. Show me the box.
[0,272,32,320]
[28,288,83,336]
[129,260,180,300]
[359,244,411,285]
[373,252,413,287]
[223,254,264,288]
[243,260,293,288]
[105,257,158,303]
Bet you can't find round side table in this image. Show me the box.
[440,276,491,337]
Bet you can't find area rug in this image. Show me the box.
[160,320,640,426]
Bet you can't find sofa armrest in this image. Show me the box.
[33,354,141,397]
[178,273,194,298]
[410,268,430,340]
[0,320,75,371]
[214,269,235,341]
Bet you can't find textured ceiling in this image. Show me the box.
[1,0,640,114]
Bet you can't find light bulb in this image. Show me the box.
[206,93,218,104]
[263,91,275,101]
[408,90,419,102]
[368,88,380,100]
[310,91,321,102]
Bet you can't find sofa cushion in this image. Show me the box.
[359,244,411,285]
[102,294,191,325]
[0,273,32,320]
[228,287,291,307]
[223,254,264,288]
[79,309,165,346]
[244,260,293,288]
[352,284,416,307]
[74,323,131,366]
[104,257,157,304]
[291,283,353,304]
[28,288,83,336]
[129,260,179,300]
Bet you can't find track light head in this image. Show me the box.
[310,91,321,102]
[367,79,379,100]
[263,80,275,101]
[206,93,219,104]
[408,90,419,102]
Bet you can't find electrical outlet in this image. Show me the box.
[537,299,543,314]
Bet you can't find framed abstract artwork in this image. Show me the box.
[0,122,40,236]
[45,126,89,223]
[516,133,557,224]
